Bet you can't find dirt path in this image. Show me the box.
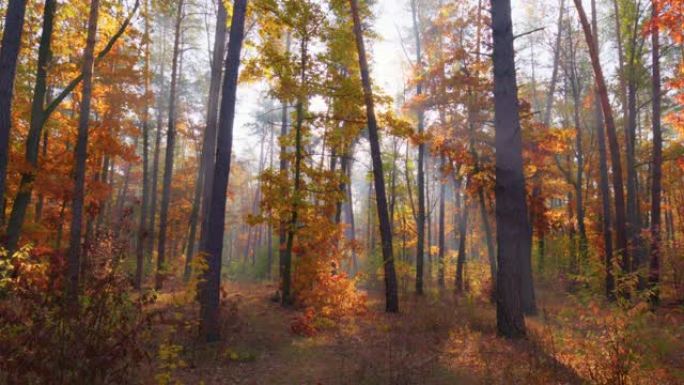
[145,281,591,385]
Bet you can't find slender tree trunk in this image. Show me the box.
[278,32,291,290]
[198,0,227,266]
[4,0,55,251]
[156,0,184,290]
[199,0,247,342]
[649,0,662,306]
[148,21,166,261]
[410,0,426,295]
[350,0,398,312]
[0,0,28,227]
[491,0,529,338]
[454,176,468,293]
[66,0,100,302]
[135,16,150,288]
[281,35,308,305]
[344,150,358,275]
[574,0,629,281]
[437,154,446,289]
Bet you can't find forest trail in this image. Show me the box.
[145,280,594,385]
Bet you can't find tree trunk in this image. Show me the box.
[410,0,426,296]
[278,32,291,290]
[66,0,100,302]
[437,154,446,289]
[156,0,184,290]
[574,0,629,282]
[197,0,228,267]
[198,0,247,342]
[649,0,662,306]
[0,0,28,227]
[454,176,468,293]
[148,20,166,260]
[491,0,529,338]
[350,0,398,312]
[135,18,150,289]
[281,34,309,305]
[3,0,55,251]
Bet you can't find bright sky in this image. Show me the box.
[231,0,548,167]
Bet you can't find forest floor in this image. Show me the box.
[142,278,684,385]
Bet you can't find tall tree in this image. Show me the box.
[156,0,184,290]
[410,0,426,296]
[573,0,629,281]
[191,0,227,280]
[67,0,101,302]
[350,0,398,312]
[0,0,28,226]
[135,0,151,290]
[648,0,662,306]
[491,0,528,338]
[198,0,248,342]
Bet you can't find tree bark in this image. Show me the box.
[437,154,446,288]
[454,176,468,293]
[66,0,100,302]
[155,0,184,290]
[136,23,150,288]
[649,0,662,306]
[350,0,398,312]
[197,0,228,270]
[574,0,629,282]
[0,0,28,227]
[491,0,529,338]
[410,0,426,296]
[199,0,247,342]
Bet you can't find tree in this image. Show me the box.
[67,0,101,302]
[156,0,184,290]
[350,0,398,313]
[190,0,227,280]
[199,0,248,342]
[649,0,662,306]
[4,0,139,251]
[491,0,528,338]
[0,0,28,226]
[573,0,629,282]
[410,0,426,296]
[135,0,152,290]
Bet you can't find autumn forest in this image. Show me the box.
[0,0,683,383]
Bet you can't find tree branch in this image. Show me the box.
[43,0,141,121]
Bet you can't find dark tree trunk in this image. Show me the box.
[574,0,629,282]
[280,35,308,306]
[454,176,468,293]
[155,0,184,290]
[491,0,529,338]
[197,0,228,270]
[649,0,662,306]
[4,0,55,251]
[0,0,28,227]
[135,26,150,290]
[148,20,166,260]
[66,0,100,302]
[410,0,426,295]
[350,0,398,312]
[278,32,291,289]
[198,0,247,342]
[437,154,446,289]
